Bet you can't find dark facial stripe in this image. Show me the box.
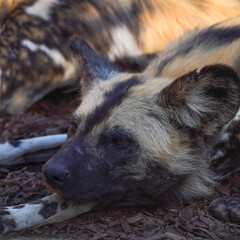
[81,77,139,136]
[156,26,240,76]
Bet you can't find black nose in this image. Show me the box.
[42,162,70,186]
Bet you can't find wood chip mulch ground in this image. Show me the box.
[1,87,240,239]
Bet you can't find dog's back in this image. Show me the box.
[2,0,240,115]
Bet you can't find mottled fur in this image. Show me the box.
[43,16,240,208]
[2,0,240,114]
[0,194,96,235]
[1,2,240,237]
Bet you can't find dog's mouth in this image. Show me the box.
[43,176,129,204]
[44,178,162,208]
[44,179,78,203]
[44,178,63,195]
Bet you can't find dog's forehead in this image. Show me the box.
[74,73,136,119]
[75,80,108,118]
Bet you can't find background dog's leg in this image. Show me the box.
[0,193,97,236]
[0,134,67,166]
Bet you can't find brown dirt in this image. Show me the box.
[1,87,240,240]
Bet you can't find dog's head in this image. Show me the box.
[42,36,240,204]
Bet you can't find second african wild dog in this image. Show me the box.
[42,15,240,220]
[2,0,240,115]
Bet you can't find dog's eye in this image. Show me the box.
[67,121,78,138]
[102,127,132,147]
[115,140,128,146]
[113,137,129,147]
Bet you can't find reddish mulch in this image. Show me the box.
[1,87,240,239]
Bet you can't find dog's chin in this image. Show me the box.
[44,180,56,193]
[43,180,68,199]
[44,182,160,207]
[60,190,120,204]
[44,181,75,202]
[44,178,128,204]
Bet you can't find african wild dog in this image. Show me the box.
[41,15,240,207]
[1,0,240,115]
[1,4,240,237]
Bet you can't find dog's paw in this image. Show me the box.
[0,208,17,236]
[209,197,240,223]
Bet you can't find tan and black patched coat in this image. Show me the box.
[42,16,240,210]
[1,8,240,236]
[2,0,240,115]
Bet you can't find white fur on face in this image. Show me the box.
[108,25,143,60]
[24,0,59,21]
[75,73,134,118]
[75,80,105,117]
[21,39,75,80]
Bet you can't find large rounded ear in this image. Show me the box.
[69,35,121,95]
[158,65,240,136]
